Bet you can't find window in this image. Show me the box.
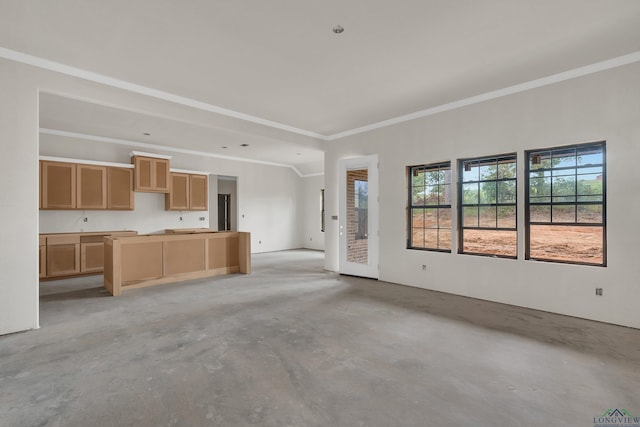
[408,162,452,251]
[354,180,368,239]
[526,142,606,266]
[459,154,517,257]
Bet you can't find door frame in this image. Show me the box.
[338,154,379,279]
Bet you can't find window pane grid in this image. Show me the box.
[459,154,517,258]
[408,162,451,252]
[528,145,604,226]
[526,142,606,266]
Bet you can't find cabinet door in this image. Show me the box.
[81,242,105,273]
[108,167,134,210]
[41,161,76,209]
[153,158,170,192]
[133,156,153,191]
[165,173,190,210]
[133,156,170,192]
[189,174,208,210]
[47,243,80,277]
[77,165,107,209]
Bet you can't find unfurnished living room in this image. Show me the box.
[1,1,640,426]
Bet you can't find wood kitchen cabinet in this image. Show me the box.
[40,231,138,280]
[166,173,190,210]
[189,174,208,211]
[132,155,170,193]
[165,172,208,211]
[77,164,107,209]
[41,161,76,209]
[40,161,134,211]
[104,231,250,296]
[80,235,106,273]
[46,235,81,277]
[107,167,134,210]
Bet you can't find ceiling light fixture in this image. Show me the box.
[333,25,344,34]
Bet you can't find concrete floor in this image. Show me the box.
[1,250,639,427]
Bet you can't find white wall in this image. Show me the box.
[39,133,302,250]
[208,174,219,230]
[325,62,640,329]
[40,133,211,233]
[300,174,325,251]
[0,58,307,335]
[40,192,209,235]
[0,60,39,335]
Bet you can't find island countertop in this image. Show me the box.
[103,231,250,296]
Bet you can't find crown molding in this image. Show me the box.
[170,168,210,176]
[300,172,324,178]
[38,155,134,169]
[0,46,324,140]
[129,150,172,160]
[325,50,640,141]
[5,46,639,144]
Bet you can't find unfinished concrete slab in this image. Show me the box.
[1,250,639,426]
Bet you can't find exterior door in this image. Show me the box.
[339,155,379,279]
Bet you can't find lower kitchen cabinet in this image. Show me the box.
[40,231,137,280]
[46,235,81,277]
[80,238,105,273]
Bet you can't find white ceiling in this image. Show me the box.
[38,93,326,175]
[2,0,640,174]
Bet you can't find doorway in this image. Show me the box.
[218,194,231,231]
[339,155,379,279]
[216,176,237,231]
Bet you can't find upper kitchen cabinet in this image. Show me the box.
[77,164,107,209]
[41,161,77,209]
[165,171,208,211]
[131,152,171,193]
[189,174,208,211]
[166,172,190,210]
[40,158,135,211]
[107,167,134,210]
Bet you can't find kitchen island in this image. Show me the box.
[104,231,250,296]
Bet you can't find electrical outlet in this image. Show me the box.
[421,264,427,271]
[595,288,603,296]
[199,217,205,221]
[83,217,88,222]
[179,216,183,221]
